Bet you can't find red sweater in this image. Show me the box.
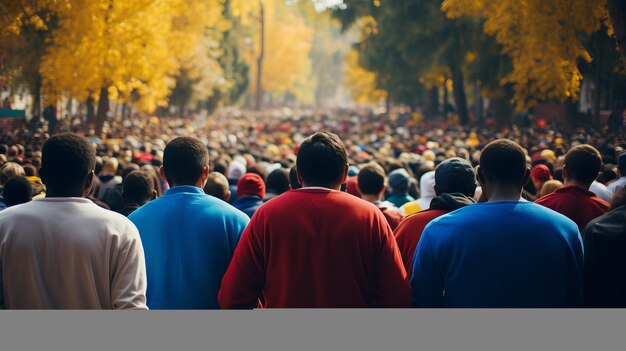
[394,209,448,275]
[536,185,610,234]
[218,188,412,308]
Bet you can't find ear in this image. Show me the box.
[341,164,349,185]
[151,190,157,200]
[476,166,486,187]
[561,165,568,181]
[159,166,167,182]
[225,190,231,202]
[296,168,304,187]
[199,165,210,187]
[83,171,95,197]
[521,167,531,188]
[379,184,386,196]
[39,167,46,185]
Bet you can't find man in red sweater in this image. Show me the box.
[536,145,609,234]
[394,157,477,275]
[218,131,411,308]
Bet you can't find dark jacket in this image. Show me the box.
[233,195,264,218]
[583,205,626,307]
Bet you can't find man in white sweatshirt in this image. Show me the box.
[0,133,147,309]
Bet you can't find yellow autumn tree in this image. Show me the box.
[232,0,314,107]
[442,0,611,110]
[40,0,227,133]
[343,48,387,104]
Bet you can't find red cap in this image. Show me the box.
[345,176,362,198]
[237,173,266,199]
[531,164,552,183]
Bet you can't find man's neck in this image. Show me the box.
[46,190,85,198]
[486,186,523,202]
[362,194,382,203]
[564,179,591,190]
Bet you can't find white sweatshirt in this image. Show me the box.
[0,197,147,309]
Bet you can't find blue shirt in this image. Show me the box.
[129,186,249,309]
[411,200,583,308]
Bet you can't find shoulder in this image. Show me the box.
[585,206,626,236]
[592,196,611,210]
[535,192,557,205]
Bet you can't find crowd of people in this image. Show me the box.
[0,108,624,308]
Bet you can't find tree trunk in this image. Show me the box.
[442,75,448,115]
[385,93,391,116]
[31,73,42,118]
[450,63,469,125]
[425,87,438,117]
[608,0,626,68]
[85,95,96,133]
[593,70,602,130]
[255,1,265,111]
[95,87,109,136]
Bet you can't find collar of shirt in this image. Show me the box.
[35,197,93,204]
[164,185,205,196]
[296,186,336,191]
[555,185,596,197]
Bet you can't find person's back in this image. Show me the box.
[536,145,609,233]
[219,132,411,308]
[583,188,626,307]
[0,133,147,309]
[130,137,249,309]
[411,139,583,308]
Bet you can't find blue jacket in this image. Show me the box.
[129,186,249,309]
[411,200,583,308]
[233,195,264,218]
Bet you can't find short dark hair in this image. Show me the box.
[564,145,602,184]
[122,171,154,205]
[479,139,527,185]
[266,168,290,194]
[163,137,209,186]
[3,176,33,207]
[358,163,386,195]
[204,172,230,201]
[23,164,37,177]
[0,144,8,155]
[41,133,96,190]
[296,131,348,187]
[213,161,227,176]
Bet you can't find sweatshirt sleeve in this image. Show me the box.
[371,215,412,308]
[411,224,444,307]
[218,217,264,309]
[111,224,148,310]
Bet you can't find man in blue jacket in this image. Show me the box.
[411,139,583,308]
[130,137,249,309]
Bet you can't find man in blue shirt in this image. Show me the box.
[130,137,249,309]
[411,139,583,308]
